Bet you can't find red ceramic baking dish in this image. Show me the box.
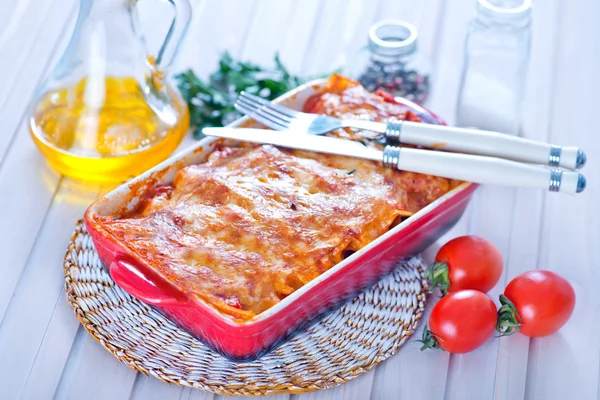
[84,79,477,361]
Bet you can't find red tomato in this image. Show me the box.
[421,290,497,353]
[501,270,575,337]
[428,236,503,295]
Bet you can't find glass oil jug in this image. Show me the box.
[30,0,191,183]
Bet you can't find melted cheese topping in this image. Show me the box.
[94,75,457,322]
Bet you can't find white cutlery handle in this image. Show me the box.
[382,146,586,195]
[396,120,586,170]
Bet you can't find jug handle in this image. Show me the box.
[150,0,192,71]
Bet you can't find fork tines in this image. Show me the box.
[234,92,296,130]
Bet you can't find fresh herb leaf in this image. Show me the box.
[175,52,325,139]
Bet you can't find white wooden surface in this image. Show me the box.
[0,0,598,399]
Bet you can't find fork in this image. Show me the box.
[235,91,587,170]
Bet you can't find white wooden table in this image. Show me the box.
[1,0,598,399]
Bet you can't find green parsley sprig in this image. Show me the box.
[175,52,319,139]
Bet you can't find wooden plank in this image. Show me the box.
[443,185,516,400]
[522,0,600,397]
[370,324,451,400]
[19,307,81,400]
[52,329,138,400]
[274,0,322,74]
[284,2,382,398]
[130,3,314,397]
[290,369,375,400]
[491,189,541,400]
[0,179,99,398]
[371,0,469,398]
[205,4,306,400]
[0,0,76,161]
[430,0,549,396]
[215,395,288,400]
[0,0,50,94]
[214,2,382,398]
[491,1,560,398]
[130,374,191,400]
[0,131,62,324]
[299,0,381,76]
[180,387,215,400]
[0,0,77,328]
[0,0,20,38]
[424,0,474,125]
[238,0,297,64]
[172,0,258,78]
[123,1,261,396]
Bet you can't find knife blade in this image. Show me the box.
[203,127,382,162]
[202,127,585,194]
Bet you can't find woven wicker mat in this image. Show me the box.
[64,220,428,396]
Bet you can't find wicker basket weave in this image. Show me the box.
[64,220,428,396]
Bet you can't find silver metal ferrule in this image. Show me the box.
[548,144,562,167]
[548,168,563,192]
[382,145,401,169]
[385,118,403,143]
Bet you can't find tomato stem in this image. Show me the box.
[425,261,451,296]
[417,325,443,351]
[496,294,523,336]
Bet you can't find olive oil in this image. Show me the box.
[30,77,189,183]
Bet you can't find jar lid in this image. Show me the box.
[368,20,418,56]
[476,0,532,25]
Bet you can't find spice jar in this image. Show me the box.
[349,20,432,103]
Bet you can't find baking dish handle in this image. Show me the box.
[109,257,189,307]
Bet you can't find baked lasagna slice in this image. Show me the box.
[93,75,456,321]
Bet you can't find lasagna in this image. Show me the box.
[93,75,457,322]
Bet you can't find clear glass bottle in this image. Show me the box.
[456,0,532,135]
[349,20,432,104]
[29,0,191,183]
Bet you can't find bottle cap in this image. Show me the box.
[368,20,418,57]
[476,0,532,26]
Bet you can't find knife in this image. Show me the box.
[203,127,586,195]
